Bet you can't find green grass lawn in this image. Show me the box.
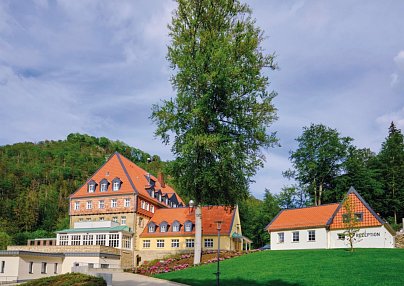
[155,249,404,286]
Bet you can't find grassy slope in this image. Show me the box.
[156,249,404,286]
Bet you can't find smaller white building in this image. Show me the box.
[266,187,395,250]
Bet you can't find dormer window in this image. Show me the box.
[148,222,156,233]
[151,190,155,198]
[184,220,193,232]
[112,177,122,191]
[100,179,109,192]
[159,194,162,202]
[87,180,96,193]
[160,221,168,233]
[172,221,180,232]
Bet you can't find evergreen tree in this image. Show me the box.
[377,122,404,224]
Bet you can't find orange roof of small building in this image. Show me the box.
[266,187,393,233]
[266,203,339,232]
[70,152,184,206]
[140,206,237,237]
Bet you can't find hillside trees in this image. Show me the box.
[0,133,166,245]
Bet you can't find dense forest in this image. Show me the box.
[0,133,168,247]
[0,122,403,249]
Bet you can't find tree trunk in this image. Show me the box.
[193,205,202,265]
[318,184,322,206]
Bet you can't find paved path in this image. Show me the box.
[112,272,188,286]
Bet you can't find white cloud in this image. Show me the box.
[376,107,404,131]
[391,73,399,87]
[394,50,404,70]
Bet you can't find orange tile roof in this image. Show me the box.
[266,187,391,233]
[70,152,184,205]
[140,206,236,237]
[266,203,339,231]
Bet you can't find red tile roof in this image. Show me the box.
[266,187,391,232]
[140,206,237,237]
[266,204,339,232]
[70,152,183,206]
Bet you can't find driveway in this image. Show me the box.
[112,272,188,286]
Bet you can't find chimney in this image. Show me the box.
[158,172,166,188]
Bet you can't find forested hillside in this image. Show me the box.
[0,133,168,245]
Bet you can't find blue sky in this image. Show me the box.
[0,0,403,199]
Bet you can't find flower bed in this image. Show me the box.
[135,250,255,276]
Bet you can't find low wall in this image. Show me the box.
[7,245,120,255]
[395,233,404,248]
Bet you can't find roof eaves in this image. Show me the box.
[264,209,285,231]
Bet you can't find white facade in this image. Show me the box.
[328,225,395,249]
[271,226,395,250]
[271,228,328,250]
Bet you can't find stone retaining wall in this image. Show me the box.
[395,233,404,248]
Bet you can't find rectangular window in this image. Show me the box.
[113,181,120,191]
[138,217,144,227]
[146,203,150,211]
[0,261,5,273]
[186,239,195,248]
[112,216,118,223]
[160,225,167,232]
[150,205,155,213]
[109,233,119,248]
[121,216,126,225]
[86,201,92,209]
[41,262,47,274]
[172,224,179,232]
[308,230,316,241]
[88,184,95,193]
[143,240,151,248]
[111,199,117,208]
[99,200,105,209]
[185,223,192,232]
[204,239,213,248]
[95,234,106,246]
[123,236,131,249]
[71,235,81,246]
[171,239,180,248]
[278,232,284,243]
[100,183,107,192]
[148,225,155,233]
[54,263,58,274]
[342,214,350,223]
[157,239,165,248]
[292,231,299,242]
[124,198,130,207]
[74,201,80,210]
[355,212,363,222]
[141,200,145,209]
[338,233,345,240]
[29,262,34,274]
[99,217,104,221]
[59,235,68,246]
[86,218,91,222]
[83,234,94,245]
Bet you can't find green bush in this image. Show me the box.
[21,273,106,286]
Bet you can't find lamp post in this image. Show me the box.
[215,220,223,286]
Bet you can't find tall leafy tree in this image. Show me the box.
[288,124,352,206]
[151,0,278,206]
[377,122,404,224]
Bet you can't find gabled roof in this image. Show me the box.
[266,187,395,234]
[70,152,183,206]
[265,203,339,232]
[140,206,237,237]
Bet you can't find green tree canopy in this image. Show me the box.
[152,0,278,205]
[288,124,353,206]
[376,122,404,224]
